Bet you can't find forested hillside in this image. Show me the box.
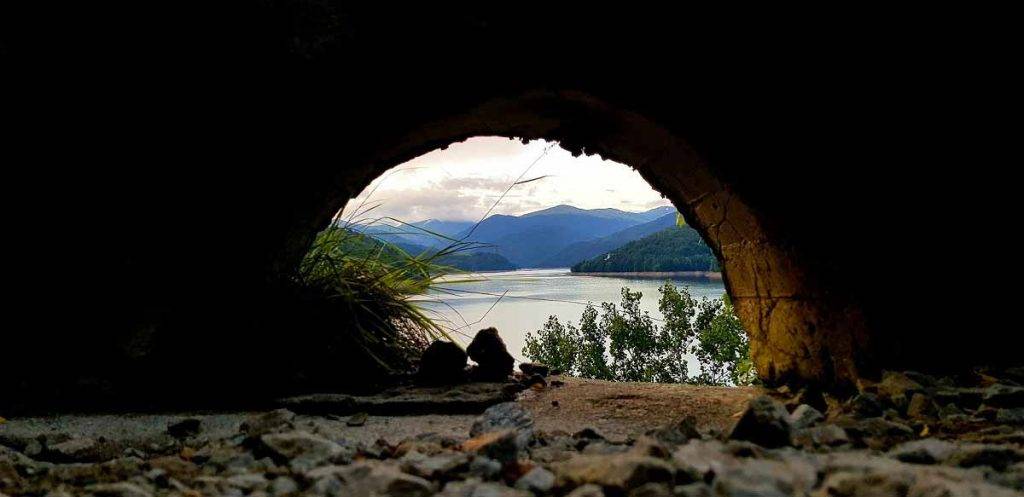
[570,226,718,273]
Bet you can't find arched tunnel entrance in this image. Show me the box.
[294,91,871,389]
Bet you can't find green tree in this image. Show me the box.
[522,282,756,386]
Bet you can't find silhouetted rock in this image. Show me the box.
[519,363,550,377]
[467,328,514,381]
[728,396,792,448]
[418,341,468,385]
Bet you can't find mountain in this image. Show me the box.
[456,206,658,267]
[380,240,517,272]
[356,219,473,249]
[539,211,679,268]
[571,225,718,273]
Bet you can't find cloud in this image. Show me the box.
[340,137,673,223]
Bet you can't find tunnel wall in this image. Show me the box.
[4,5,1014,410]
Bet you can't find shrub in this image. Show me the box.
[522,282,756,386]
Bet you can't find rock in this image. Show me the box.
[934,388,986,409]
[888,438,956,464]
[850,392,884,417]
[672,483,711,497]
[471,402,534,441]
[47,437,101,462]
[166,418,202,439]
[984,384,1024,408]
[467,328,514,381]
[226,473,269,491]
[241,409,296,438]
[817,470,914,497]
[346,412,368,427]
[257,431,350,471]
[418,340,468,385]
[519,363,550,377]
[938,402,964,419]
[564,483,605,497]
[312,462,435,497]
[270,476,299,496]
[948,443,1024,471]
[461,429,521,464]
[523,374,547,388]
[553,454,674,493]
[711,457,819,497]
[842,417,914,450]
[997,408,1024,424]
[439,480,531,497]
[671,440,732,483]
[906,393,938,419]
[792,424,850,448]
[84,482,153,497]
[788,404,824,429]
[877,371,924,400]
[278,382,515,416]
[727,395,792,448]
[645,416,701,445]
[468,456,503,480]
[626,482,671,497]
[515,466,556,494]
[400,451,472,481]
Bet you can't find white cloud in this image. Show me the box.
[340,137,672,223]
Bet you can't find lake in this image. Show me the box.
[418,268,726,366]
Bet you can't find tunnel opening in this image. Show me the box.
[306,136,752,389]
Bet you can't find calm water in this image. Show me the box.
[418,268,726,365]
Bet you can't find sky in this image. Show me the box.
[340,136,673,223]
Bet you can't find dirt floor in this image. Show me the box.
[518,377,756,441]
[0,377,754,449]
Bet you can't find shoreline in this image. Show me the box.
[572,270,723,279]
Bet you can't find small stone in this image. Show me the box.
[47,437,100,462]
[906,393,938,419]
[627,482,671,497]
[85,482,153,497]
[788,404,824,429]
[400,451,472,481]
[418,340,468,385]
[325,462,434,497]
[553,454,674,492]
[984,384,1024,408]
[646,416,701,445]
[166,418,202,439]
[938,402,964,419]
[673,483,712,497]
[347,412,368,427]
[949,444,1024,471]
[888,438,956,464]
[997,408,1024,424]
[727,395,792,448]
[257,431,350,471]
[270,476,299,496]
[226,473,268,491]
[515,466,556,494]
[564,483,605,497]
[467,328,515,381]
[439,480,531,497]
[850,392,883,417]
[877,371,924,400]
[461,429,521,464]
[470,402,534,450]
[468,456,503,480]
[241,409,296,438]
[519,363,550,377]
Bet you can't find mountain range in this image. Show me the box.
[355,204,682,270]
